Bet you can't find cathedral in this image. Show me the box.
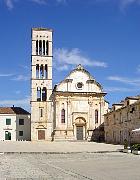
[31,28,109,141]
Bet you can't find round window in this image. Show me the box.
[76,82,83,89]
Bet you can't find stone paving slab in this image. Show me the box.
[0,152,139,179]
[0,141,123,153]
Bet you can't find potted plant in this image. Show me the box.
[123,139,131,153]
[132,144,140,155]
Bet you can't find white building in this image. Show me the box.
[31,28,53,141]
[31,28,109,141]
[52,64,109,141]
[0,107,31,141]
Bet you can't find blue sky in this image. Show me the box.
[0,0,140,111]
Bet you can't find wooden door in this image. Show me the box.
[38,130,45,140]
[76,126,83,140]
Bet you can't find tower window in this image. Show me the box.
[95,109,98,124]
[42,87,47,101]
[46,41,49,55]
[36,40,38,55]
[39,40,42,55]
[40,108,43,117]
[36,64,39,78]
[37,87,41,101]
[40,65,44,79]
[45,65,48,79]
[61,109,65,123]
[43,40,45,55]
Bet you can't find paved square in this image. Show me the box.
[0,152,140,179]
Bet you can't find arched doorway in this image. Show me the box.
[5,131,11,140]
[75,117,86,140]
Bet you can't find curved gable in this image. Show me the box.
[54,64,103,93]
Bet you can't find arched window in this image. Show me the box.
[40,64,44,79]
[37,87,41,101]
[95,109,98,124]
[39,40,42,55]
[36,40,38,55]
[43,40,45,55]
[45,64,48,79]
[61,109,65,123]
[36,64,39,78]
[46,41,49,55]
[42,87,47,101]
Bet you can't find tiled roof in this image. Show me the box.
[0,107,30,115]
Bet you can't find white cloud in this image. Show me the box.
[11,75,30,81]
[120,0,140,6]
[3,0,140,9]
[0,97,30,111]
[19,65,30,71]
[56,0,66,3]
[104,86,138,92]
[4,0,14,9]
[0,73,14,77]
[15,90,21,94]
[30,0,47,5]
[107,76,140,86]
[58,64,69,71]
[54,48,107,71]
[3,0,67,9]
[137,65,140,73]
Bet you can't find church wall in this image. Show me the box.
[53,94,108,141]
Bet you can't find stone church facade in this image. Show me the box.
[31,28,109,141]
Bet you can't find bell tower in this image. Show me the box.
[31,28,53,141]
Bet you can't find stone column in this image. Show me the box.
[45,40,46,56]
[88,97,93,141]
[67,98,71,128]
[38,40,39,55]
[88,97,93,129]
[41,40,43,55]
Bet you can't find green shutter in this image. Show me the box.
[6,119,11,125]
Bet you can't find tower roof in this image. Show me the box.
[32,27,53,32]
[0,107,30,115]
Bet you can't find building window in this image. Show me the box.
[6,118,11,125]
[76,82,83,90]
[40,64,44,79]
[45,65,48,79]
[36,40,38,55]
[61,109,65,123]
[130,107,135,113]
[37,87,41,101]
[43,40,45,55]
[95,110,98,124]
[19,119,24,125]
[5,131,11,140]
[39,40,42,55]
[19,131,23,136]
[127,100,129,106]
[46,41,49,55]
[36,64,39,78]
[40,108,43,117]
[42,87,47,101]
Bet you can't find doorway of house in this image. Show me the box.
[5,131,11,140]
[38,130,45,140]
[76,126,83,140]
